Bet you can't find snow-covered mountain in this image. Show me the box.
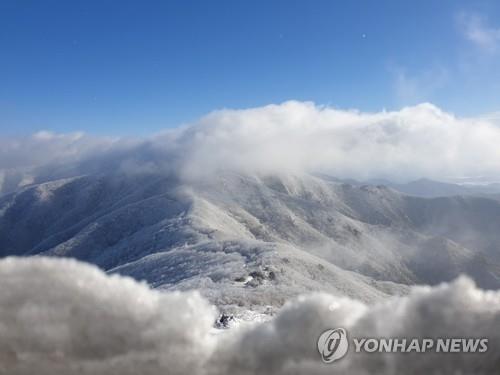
[2,171,500,316]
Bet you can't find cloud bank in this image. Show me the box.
[180,101,500,182]
[2,101,500,193]
[1,257,499,375]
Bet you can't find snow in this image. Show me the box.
[1,171,500,316]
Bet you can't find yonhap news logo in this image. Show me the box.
[317,328,488,364]
[317,328,349,363]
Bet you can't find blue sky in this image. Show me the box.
[1,0,500,135]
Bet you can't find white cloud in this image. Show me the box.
[0,131,114,171]
[1,256,500,374]
[178,101,500,182]
[2,101,500,192]
[458,12,500,53]
[480,111,500,126]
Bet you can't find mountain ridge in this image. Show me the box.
[2,171,500,315]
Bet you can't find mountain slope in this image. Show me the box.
[1,171,500,314]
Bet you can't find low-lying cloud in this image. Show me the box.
[1,257,499,375]
[2,101,500,193]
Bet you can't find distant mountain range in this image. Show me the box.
[316,173,500,198]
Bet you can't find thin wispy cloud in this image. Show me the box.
[390,65,449,105]
[458,12,500,53]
